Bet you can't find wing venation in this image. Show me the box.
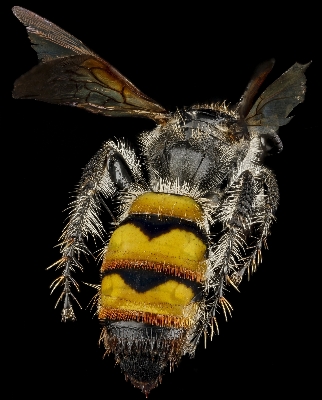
[12,7,167,122]
[245,62,310,128]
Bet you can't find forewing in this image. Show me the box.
[12,6,96,61]
[245,62,310,130]
[12,7,166,121]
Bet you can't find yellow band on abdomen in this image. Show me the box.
[102,223,207,278]
[129,192,203,222]
[99,192,206,327]
[101,273,196,316]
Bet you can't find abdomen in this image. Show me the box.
[100,192,208,328]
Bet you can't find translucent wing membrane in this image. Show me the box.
[12,7,167,121]
[238,59,275,119]
[12,6,96,60]
[245,62,310,128]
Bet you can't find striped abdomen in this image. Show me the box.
[99,192,208,328]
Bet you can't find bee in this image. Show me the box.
[12,6,309,396]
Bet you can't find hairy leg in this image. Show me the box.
[48,142,143,321]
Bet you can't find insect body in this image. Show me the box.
[12,6,309,395]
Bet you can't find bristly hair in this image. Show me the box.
[191,101,238,117]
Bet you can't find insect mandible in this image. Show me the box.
[12,6,309,396]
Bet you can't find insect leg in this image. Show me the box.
[210,171,256,317]
[49,142,139,321]
[239,167,279,280]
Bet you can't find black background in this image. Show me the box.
[5,2,318,398]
